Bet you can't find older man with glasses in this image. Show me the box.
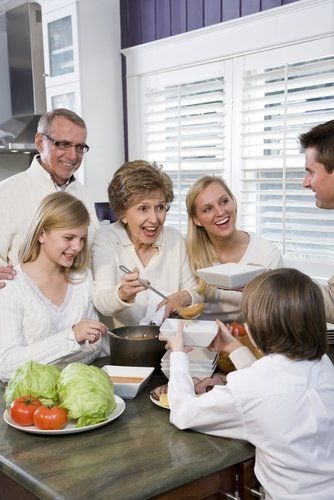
[0,108,99,288]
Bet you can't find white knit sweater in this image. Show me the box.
[0,266,101,382]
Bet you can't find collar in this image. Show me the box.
[27,155,76,188]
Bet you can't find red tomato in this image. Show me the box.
[33,406,68,430]
[230,322,247,337]
[10,396,42,426]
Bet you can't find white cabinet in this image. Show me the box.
[40,0,81,113]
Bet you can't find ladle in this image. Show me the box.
[119,265,204,320]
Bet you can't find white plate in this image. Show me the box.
[196,263,267,289]
[102,365,154,399]
[3,395,125,435]
[149,392,170,410]
[160,318,218,347]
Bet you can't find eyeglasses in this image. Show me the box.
[42,133,89,154]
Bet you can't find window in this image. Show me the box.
[143,76,225,232]
[240,55,334,261]
[124,0,334,264]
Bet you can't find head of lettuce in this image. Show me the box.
[4,361,61,407]
[58,363,116,428]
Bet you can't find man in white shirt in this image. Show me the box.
[300,119,334,322]
[0,108,99,288]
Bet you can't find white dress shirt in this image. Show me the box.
[168,350,334,499]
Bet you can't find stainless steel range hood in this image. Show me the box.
[0,2,46,153]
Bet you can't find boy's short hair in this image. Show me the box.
[242,268,327,361]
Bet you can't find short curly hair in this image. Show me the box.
[108,160,174,218]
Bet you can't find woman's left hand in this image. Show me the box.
[157,290,192,318]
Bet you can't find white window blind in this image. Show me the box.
[240,55,334,261]
[143,77,225,233]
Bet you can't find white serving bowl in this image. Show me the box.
[102,365,154,399]
[196,263,267,289]
[160,318,218,347]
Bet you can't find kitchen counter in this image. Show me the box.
[0,359,254,500]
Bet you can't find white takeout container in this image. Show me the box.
[196,263,267,289]
[102,365,154,399]
[160,319,218,347]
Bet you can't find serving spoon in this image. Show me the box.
[119,265,204,320]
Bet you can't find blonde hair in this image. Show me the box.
[108,160,174,219]
[186,175,237,294]
[242,268,327,360]
[19,192,90,282]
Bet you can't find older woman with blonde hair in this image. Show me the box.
[0,192,107,382]
[92,160,202,329]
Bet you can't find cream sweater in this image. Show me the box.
[92,222,202,328]
[0,156,99,266]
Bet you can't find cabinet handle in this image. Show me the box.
[222,494,240,500]
[248,486,265,498]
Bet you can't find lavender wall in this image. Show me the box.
[120,0,299,49]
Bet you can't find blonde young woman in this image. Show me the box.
[0,192,107,382]
[186,175,283,323]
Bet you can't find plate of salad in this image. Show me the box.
[3,395,126,435]
[4,360,125,434]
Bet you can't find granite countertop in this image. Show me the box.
[0,360,254,500]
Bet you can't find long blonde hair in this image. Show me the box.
[19,192,90,282]
[186,175,237,294]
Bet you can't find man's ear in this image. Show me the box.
[35,132,44,153]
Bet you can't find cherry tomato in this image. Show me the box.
[33,406,68,430]
[10,396,42,426]
[230,322,247,337]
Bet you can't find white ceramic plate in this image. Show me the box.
[3,395,125,435]
[196,263,267,289]
[160,319,218,347]
[149,392,170,410]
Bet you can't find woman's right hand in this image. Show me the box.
[72,319,108,344]
[118,267,147,302]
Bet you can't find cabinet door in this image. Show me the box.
[46,81,82,114]
[42,3,80,87]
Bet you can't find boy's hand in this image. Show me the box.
[208,319,243,354]
[159,320,192,353]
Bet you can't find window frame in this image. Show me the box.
[123,0,334,274]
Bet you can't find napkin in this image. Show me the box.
[140,289,167,326]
